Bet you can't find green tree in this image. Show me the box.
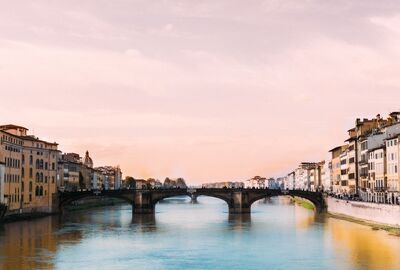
[125,176,136,188]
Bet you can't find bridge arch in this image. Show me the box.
[193,194,232,207]
[247,191,325,212]
[58,191,134,212]
[151,193,192,205]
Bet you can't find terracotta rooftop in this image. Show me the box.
[0,124,28,131]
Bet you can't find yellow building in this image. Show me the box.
[0,125,59,214]
[329,145,348,194]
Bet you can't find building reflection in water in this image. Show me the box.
[327,217,400,270]
[0,215,84,270]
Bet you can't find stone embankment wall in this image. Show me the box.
[327,197,400,226]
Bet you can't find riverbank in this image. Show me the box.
[326,197,400,235]
[291,197,315,210]
[1,198,127,223]
[326,212,400,236]
[2,212,57,223]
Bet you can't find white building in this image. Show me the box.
[245,176,266,188]
[267,178,279,189]
[385,135,399,192]
[359,132,385,192]
[322,160,331,192]
[369,147,386,191]
[286,172,295,190]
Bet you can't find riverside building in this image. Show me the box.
[0,125,59,214]
[386,135,399,193]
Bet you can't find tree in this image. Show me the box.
[176,178,187,188]
[125,176,136,188]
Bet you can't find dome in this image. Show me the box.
[84,150,93,168]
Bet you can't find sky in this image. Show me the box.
[1,0,400,184]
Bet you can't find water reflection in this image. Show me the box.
[131,214,157,233]
[228,214,251,231]
[327,217,400,270]
[0,216,83,270]
[0,198,399,270]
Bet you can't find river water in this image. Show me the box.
[0,196,399,270]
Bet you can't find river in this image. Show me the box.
[0,196,399,270]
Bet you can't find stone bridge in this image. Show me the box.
[58,188,326,214]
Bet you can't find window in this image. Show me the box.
[29,168,33,178]
[21,167,24,178]
[29,155,33,165]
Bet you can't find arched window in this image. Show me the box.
[29,168,33,178]
[35,172,39,182]
[29,181,32,192]
[35,186,39,196]
[22,154,25,164]
[40,159,43,169]
[40,172,43,182]
[36,159,40,169]
[39,186,43,196]
[21,167,25,178]
[29,155,33,165]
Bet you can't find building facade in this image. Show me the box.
[386,135,399,193]
[0,125,59,213]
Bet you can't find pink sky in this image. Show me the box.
[1,1,400,184]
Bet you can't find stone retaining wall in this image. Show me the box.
[327,197,400,226]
